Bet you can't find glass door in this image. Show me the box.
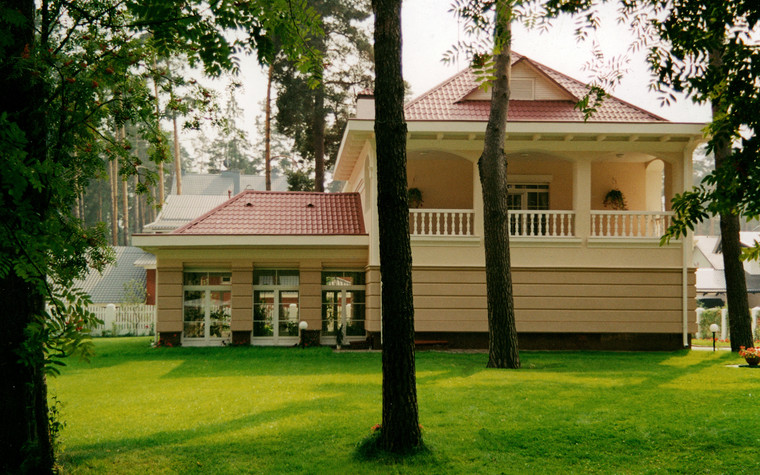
[182,272,231,345]
[252,270,300,345]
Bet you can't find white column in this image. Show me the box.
[695,307,704,339]
[473,160,484,238]
[368,144,381,267]
[572,159,591,240]
[721,308,728,341]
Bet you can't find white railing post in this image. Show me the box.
[695,307,704,339]
[721,308,728,340]
[752,307,759,338]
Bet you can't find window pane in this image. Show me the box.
[183,272,205,286]
[253,291,274,336]
[323,271,365,286]
[321,290,341,335]
[209,291,231,338]
[254,270,276,286]
[346,291,365,336]
[278,291,299,336]
[208,272,231,285]
[183,291,204,322]
[183,321,204,338]
[278,270,300,286]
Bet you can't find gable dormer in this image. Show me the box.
[459,58,576,102]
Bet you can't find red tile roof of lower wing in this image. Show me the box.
[173,191,366,235]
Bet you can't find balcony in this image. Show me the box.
[409,209,674,240]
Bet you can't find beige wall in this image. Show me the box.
[508,157,574,210]
[409,266,696,334]
[591,161,647,210]
[407,154,473,209]
[155,248,369,341]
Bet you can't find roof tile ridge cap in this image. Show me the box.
[526,56,669,122]
[171,192,244,234]
[404,67,474,110]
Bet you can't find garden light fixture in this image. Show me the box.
[709,323,720,352]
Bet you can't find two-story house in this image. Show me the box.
[134,53,704,350]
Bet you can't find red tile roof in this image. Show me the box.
[404,53,666,123]
[173,191,366,235]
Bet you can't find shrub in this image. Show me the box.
[698,308,723,339]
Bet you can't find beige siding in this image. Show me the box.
[231,267,253,332]
[156,265,183,332]
[366,267,381,332]
[412,267,697,334]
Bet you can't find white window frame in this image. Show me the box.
[182,271,232,347]
[321,271,366,344]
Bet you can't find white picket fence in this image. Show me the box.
[89,304,156,336]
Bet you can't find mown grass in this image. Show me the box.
[51,337,760,474]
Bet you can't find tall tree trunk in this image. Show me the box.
[265,64,273,191]
[134,175,142,232]
[172,91,182,195]
[0,1,54,471]
[372,0,422,453]
[110,157,119,246]
[313,77,326,192]
[152,64,165,204]
[709,47,753,351]
[480,1,520,369]
[120,127,129,245]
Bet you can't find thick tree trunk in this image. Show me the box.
[265,64,273,191]
[372,0,422,453]
[0,1,54,471]
[480,1,520,369]
[710,48,753,351]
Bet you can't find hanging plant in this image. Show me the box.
[603,188,628,210]
[407,187,423,208]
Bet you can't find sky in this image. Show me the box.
[230,1,711,152]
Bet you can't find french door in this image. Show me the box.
[252,270,300,345]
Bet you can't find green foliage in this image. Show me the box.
[273,0,373,185]
[697,308,723,340]
[286,168,316,191]
[122,279,147,305]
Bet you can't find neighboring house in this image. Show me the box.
[144,171,289,233]
[74,246,153,305]
[134,53,705,350]
[170,170,289,196]
[693,233,760,308]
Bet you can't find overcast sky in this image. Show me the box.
[232,1,711,150]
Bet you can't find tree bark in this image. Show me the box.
[110,157,119,246]
[0,0,54,471]
[372,0,422,453]
[265,64,273,191]
[312,71,326,192]
[480,1,520,369]
[173,108,182,195]
[709,47,754,351]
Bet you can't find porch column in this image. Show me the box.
[368,145,381,267]
[473,160,484,238]
[299,261,323,332]
[573,159,591,240]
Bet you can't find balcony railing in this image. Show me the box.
[410,209,474,236]
[508,210,575,238]
[408,209,673,239]
[590,211,673,238]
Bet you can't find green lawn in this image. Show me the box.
[51,338,760,474]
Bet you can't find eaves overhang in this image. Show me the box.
[132,233,369,252]
[334,118,706,179]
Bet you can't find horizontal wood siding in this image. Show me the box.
[412,267,696,334]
